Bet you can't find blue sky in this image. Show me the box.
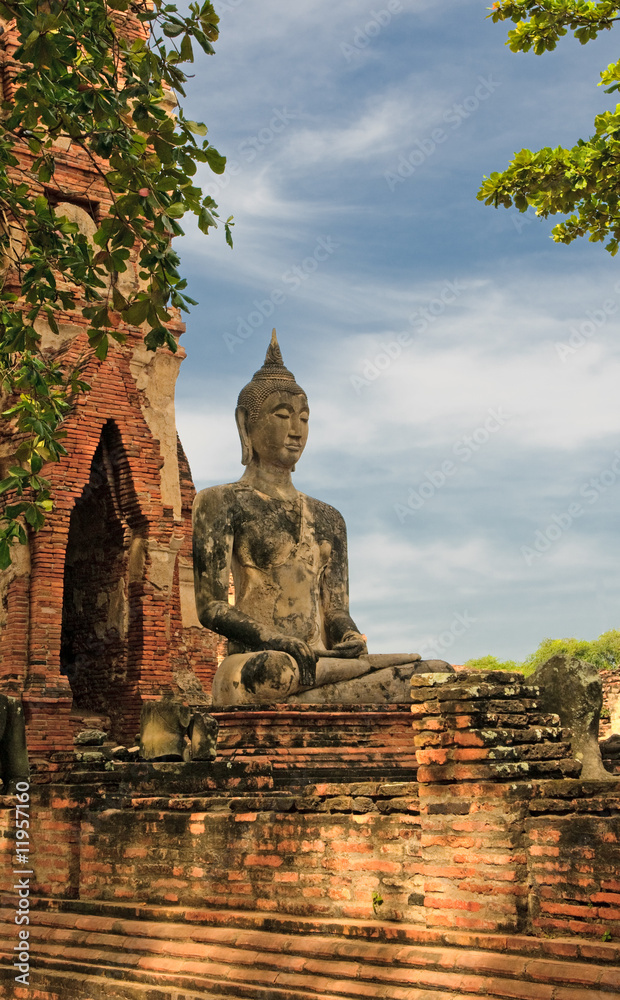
[173,0,620,664]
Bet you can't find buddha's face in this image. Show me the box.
[248,390,309,469]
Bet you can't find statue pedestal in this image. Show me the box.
[212,703,418,786]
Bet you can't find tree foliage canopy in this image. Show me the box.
[478,2,620,253]
[0,0,231,569]
[465,628,620,676]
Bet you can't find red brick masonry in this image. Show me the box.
[0,672,618,998]
[0,15,219,752]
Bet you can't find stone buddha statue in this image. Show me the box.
[193,331,452,707]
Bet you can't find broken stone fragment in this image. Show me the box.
[139,694,191,761]
[188,711,219,761]
[601,733,620,757]
[74,729,107,746]
[79,751,106,764]
[526,654,617,781]
[600,733,620,775]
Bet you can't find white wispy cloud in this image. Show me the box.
[174,1,620,667]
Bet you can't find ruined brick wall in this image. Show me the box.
[1,323,219,750]
[0,684,618,939]
[0,17,219,751]
[527,780,620,938]
[410,671,581,934]
[601,670,620,738]
[456,664,620,742]
[172,438,220,698]
[66,782,420,922]
[1,684,620,999]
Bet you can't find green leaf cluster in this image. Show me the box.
[479,2,620,254]
[0,0,232,564]
[487,2,620,53]
[465,628,620,676]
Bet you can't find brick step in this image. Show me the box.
[213,749,419,786]
[5,909,620,991]
[21,898,620,965]
[2,958,358,1000]
[4,939,478,1000]
[1,908,619,1000]
[2,948,558,1000]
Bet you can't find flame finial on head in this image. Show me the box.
[264,328,284,367]
[237,329,306,425]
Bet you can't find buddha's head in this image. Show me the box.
[236,330,309,469]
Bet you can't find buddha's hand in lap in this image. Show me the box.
[263,635,318,686]
[331,631,368,658]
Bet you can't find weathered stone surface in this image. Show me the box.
[74,728,107,746]
[188,710,218,760]
[601,733,620,776]
[193,331,451,707]
[601,733,620,758]
[139,694,191,761]
[79,751,106,763]
[526,654,617,781]
[290,661,451,704]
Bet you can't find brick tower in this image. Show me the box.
[0,15,219,753]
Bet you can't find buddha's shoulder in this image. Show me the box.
[193,482,245,512]
[300,493,347,534]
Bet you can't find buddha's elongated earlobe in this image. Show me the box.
[235,406,253,466]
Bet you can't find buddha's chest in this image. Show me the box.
[233,495,331,572]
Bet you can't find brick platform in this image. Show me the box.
[213,704,419,784]
[0,676,618,997]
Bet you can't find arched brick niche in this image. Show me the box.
[1,341,220,753]
[60,419,148,733]
[0,15,219,754]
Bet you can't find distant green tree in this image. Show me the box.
[0,0,232,569]
[478,2,620,255]
[464,653,521,672]
[466,628,620,676]
[524,629,620,671]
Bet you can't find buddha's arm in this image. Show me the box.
[192,487,317,684]
[321,506,368,656]
[192,486,271,643]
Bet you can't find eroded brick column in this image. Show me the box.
[527,779,620,938]
[411,670,579,934]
